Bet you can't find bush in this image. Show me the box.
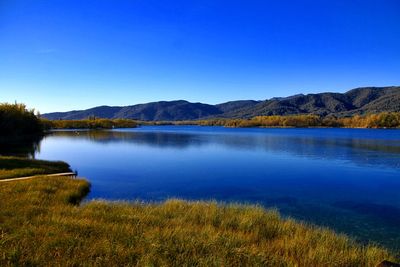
[0,103,43,136]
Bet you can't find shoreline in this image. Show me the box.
[1,175,397,266]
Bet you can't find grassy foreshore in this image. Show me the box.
[42,112,400,129]
[0,156,71,180]
[141,112,400,128]
[0,176,396,266]
[42,118,138,129]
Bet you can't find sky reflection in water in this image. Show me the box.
[35,126,400,249]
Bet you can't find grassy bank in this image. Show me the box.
[0,176,395,266]
[141,112,400,128]
[39,112,400,129]
[42,118,137,129]
[0,156,71,179]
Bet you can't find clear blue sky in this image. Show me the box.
[1,0,399,113]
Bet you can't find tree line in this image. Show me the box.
[0,103,137,137]
[1,103,399,135]
[199,113,400,128]
[42,118,137,129]
[148,113,400,128]
[42,113,400,128]
[0,103,43,137]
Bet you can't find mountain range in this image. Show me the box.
[43,86,400,121]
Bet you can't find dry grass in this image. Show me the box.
[143,112,400,128]
[0,176,395,266]
[0,156,71,179]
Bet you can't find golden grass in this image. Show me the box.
[0,176,395,266]
[41,118,138,129]
[0,156,71,179]
[142,112,400,128]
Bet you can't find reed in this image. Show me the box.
[41,118,137,129]
[142,112,400,128]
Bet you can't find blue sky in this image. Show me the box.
[1,0,399,113]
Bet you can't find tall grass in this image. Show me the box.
[143,112,400,128]
[0,156,71,179]
[42,118,138,129]
[0,176,395,266]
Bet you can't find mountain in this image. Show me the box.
[113,101,221,121]
[224,86,400,118]
[44,101,224,121]
[343,87,400,115]
[42,86,400,121]
[44,106,122,120]
[215,100,260,113]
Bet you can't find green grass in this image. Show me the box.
[0,156,71,179]
[0,176,396,266]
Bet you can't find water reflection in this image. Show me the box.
[48,128,400,169]
[35,127,400,250]
[0,136,42,158]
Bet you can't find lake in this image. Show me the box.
[35,126,400,250]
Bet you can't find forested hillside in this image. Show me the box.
[42,86,400,121]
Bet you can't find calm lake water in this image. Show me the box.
[35,126,400,249]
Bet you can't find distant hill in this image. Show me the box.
[43,101,224,121]
[42,86,400,121]
[215,100,260,113]
[222,86,400,118]
[113,101,222,121]
[44,106,122,120]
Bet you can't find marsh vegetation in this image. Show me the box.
[0,176,395,266]
[0,156,71,180]
[42,118,137,129]
[2,103,399,132]
[145,112,400,128]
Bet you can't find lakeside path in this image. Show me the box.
[0,172,76,183]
